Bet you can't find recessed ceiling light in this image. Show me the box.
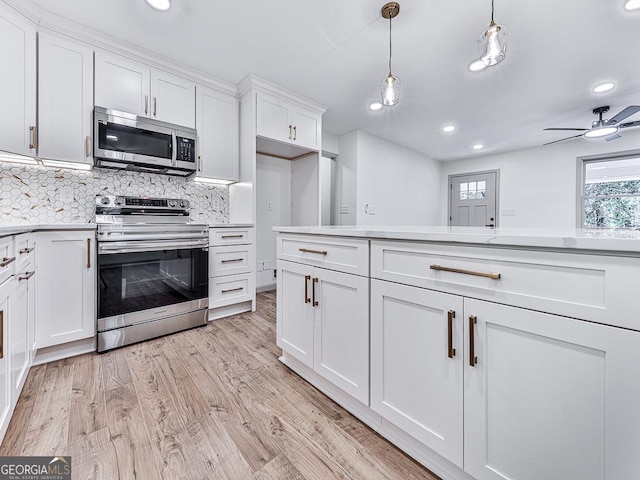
[473,144,484,150]
[146,0,171,11]
[593,82,615,94]
[443,125,456,133]
[625,0,640,11]
[469,59,487,72]
[369,102,383,111]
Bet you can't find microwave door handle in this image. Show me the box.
[171,131,177,166]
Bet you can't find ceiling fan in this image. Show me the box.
[544,105,640,146]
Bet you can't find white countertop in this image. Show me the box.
[0,223,96,237]
[273,225,640,254]
[209,223,254,228]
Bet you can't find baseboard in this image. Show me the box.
[33,337,97,365]
[257,283,276,293]
[208,300,253,321]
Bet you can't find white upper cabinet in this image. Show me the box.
[95,52,195,127]
[38,32,94,165]
[196,85,239,181]
[256,91,321,151]
[0,6,36,157]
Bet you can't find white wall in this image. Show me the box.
[336,131,358,225]
[322,131,340,155]
[355,131,442,225]
[440,128,640,228]
[256,154,291,289]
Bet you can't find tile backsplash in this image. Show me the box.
[0,163,229,224]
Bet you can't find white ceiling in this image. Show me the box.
[26,0,640,161]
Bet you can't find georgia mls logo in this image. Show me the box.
[0,456,72,480]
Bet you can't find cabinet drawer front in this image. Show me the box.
[14,233,35,272]
[0,237,15,285]
[372,240,639,329]
[210,245,253,277]
[209,228,253,245]
[209,273,253,309]
[278,234,369,276]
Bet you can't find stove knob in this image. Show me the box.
[100,196,110,205]
[179,200,188,208]
[114,197,125,206]
[168,199,177,208]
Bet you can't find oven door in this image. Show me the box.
[97,239,209,331]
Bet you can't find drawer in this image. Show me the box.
[0,236,15,285]
[209,273,254,309]
[210,244,254,277]
[371,240,640,330]
[277,234,369,276]
[14,232,35,272]
[209,228,254,246]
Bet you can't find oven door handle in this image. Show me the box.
[98,239,209,254]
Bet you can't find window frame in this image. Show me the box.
[576,148,640,228]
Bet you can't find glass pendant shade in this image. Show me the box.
[479,21,507,66]
[381,73,400,106]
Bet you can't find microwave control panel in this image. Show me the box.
[176,136,196,163]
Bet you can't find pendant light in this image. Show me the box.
[380,2,400,106]
[470,0,507,71]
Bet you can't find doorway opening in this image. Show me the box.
[448,170,499,227]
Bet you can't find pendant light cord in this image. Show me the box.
[491,0,495,23]
[388,15,393,75]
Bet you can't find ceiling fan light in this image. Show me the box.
[479,22,507,66]
[145,0,171,11]
[381,74,400,106]
[624,0,640,11]
[584,126,619,138]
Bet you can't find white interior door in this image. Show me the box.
[449,171,497,227]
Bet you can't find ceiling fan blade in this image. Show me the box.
[619,120,640,129]
[605,133,621,142]
[543,127,589,131]
[609,105,640,124]
[543,133,584,146]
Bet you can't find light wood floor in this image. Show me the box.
[1,291,440,480]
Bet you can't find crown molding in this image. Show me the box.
[238,74,326,114]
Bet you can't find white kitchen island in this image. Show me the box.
[274,226,640,480]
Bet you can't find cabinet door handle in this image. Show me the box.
[87,238,91,269]
[0,310,3,359]
[145,95,149,115]
[85,136,91,158]
[222,287,243,294]
[19,247,33,255]
[221,235,244,239]
[29,125,37,150]
[293,125,297,141]
[312,277,319,307]
[469,315,478,367]
[298,248,327,256]
[289,124,292,140]
[220,258,244,264]
[153,97,157,116]
[447,310,456,358]
[198,155,202,172]
[304,275,311,304]
[18,271,35,281]
[0,257,16,268]
[430,264,501,280]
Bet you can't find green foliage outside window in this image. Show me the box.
[584,180,640,228]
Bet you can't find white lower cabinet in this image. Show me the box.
[36,231,95,348]
[370,279,464,467]
[10,270,29,403]
[0,278,13,442]
[463,298,640,480]
[277,259,369,404]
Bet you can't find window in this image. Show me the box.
[581,155,640,228]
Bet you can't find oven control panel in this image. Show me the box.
[95,195,190,211]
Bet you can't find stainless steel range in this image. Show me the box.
[95,195,209,352]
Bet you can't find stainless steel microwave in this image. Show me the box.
[93,106,197,177]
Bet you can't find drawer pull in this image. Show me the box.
[18,271,35,281]
[469,315,478,367]
[304,275,311,304]
[221,258,244,264]
[221,234,244,239]
[299,248,328,256]
[0,257,16,268]
[447,310,456,358]
[222,287,243,294]
[19,247,34,255]
[430,264,501,280]
[312,277,319,307]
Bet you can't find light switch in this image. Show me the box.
[340,205,350,214]
[502,209,516,216]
